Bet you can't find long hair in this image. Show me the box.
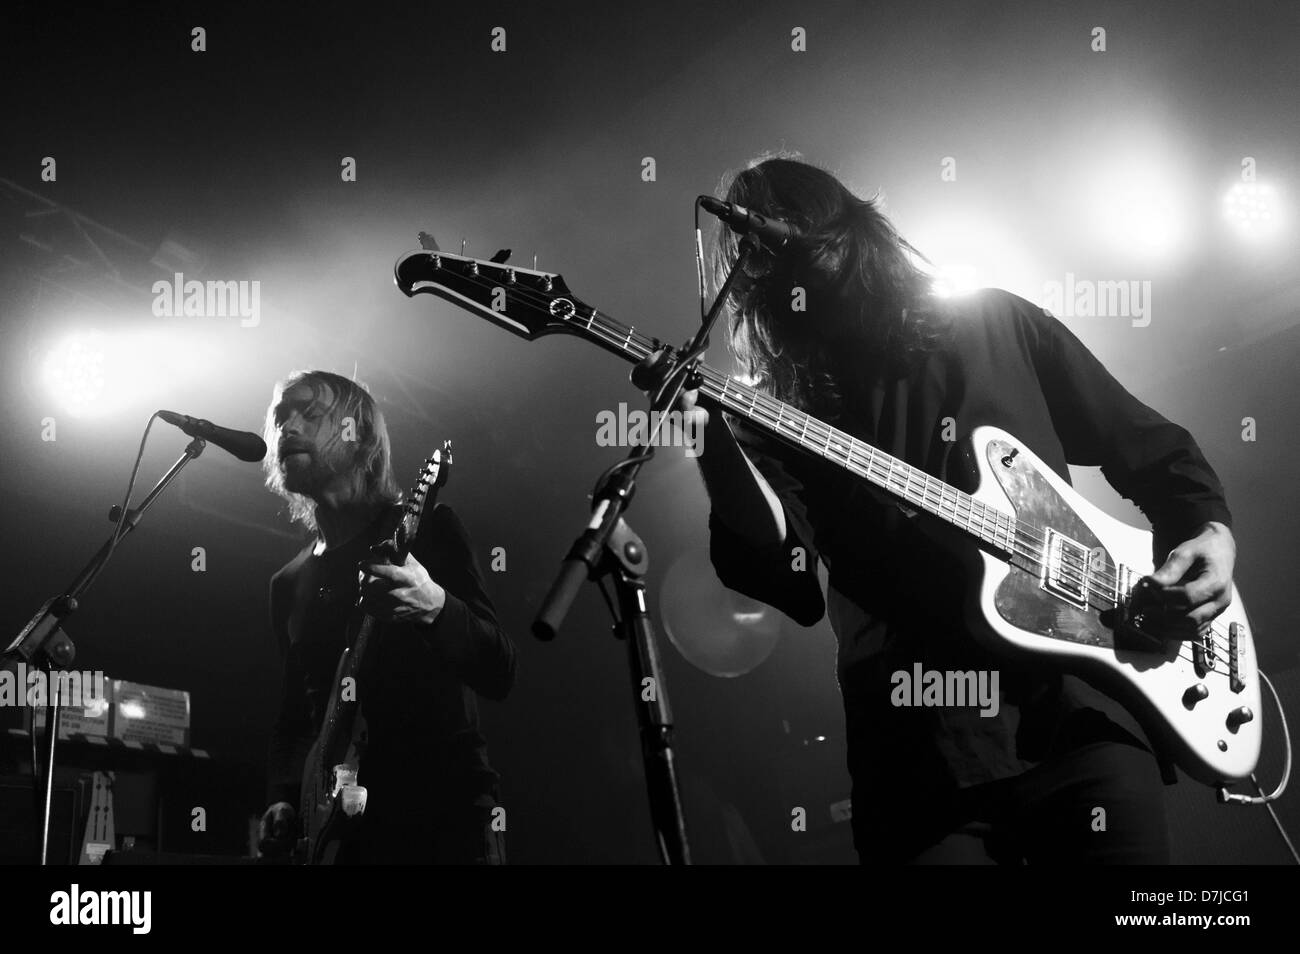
[262,369,402,533]
[711,155,950,420]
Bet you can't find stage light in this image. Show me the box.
[1222,182,1283,240]
[42,330,107,418]
[39,324,215,420]
[932,263,980,298]
[903,213,1041,303]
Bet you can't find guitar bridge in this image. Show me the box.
[1039,528,1091,610]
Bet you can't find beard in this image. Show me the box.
[279,448,346,498]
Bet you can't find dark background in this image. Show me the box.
[1,0,1297,863]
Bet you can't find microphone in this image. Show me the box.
[158,410,267,463]
[699,196,800,249]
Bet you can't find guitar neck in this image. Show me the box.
[569,306,1017,553]
[394,247,1014,552]
[339,446,449,690]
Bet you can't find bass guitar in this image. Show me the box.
[393,248,1261,786]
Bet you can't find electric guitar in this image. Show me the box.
[296,441,452,864]
[393,247,1262,786]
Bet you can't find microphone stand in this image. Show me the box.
[533,233,763,865]
[2,436,206,864]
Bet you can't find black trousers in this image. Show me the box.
[348,793,506,865]
[858,739,1170,865]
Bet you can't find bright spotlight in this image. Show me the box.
[1223,182,1283,240]
[42,331,108,418]
[932,263,980,298]
[902,212,1040,303]
[38,323,211,420]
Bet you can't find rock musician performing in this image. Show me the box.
[256,370,515,864]
[675,157,1240,864]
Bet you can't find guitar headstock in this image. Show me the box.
[394,248,589,341]
[392,440,453,559]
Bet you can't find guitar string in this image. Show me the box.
[434,265,1236,660]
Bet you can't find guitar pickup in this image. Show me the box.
[1113,576,1166,651]
[1229,622,1245,693]
[1113,564,1138,611]
[1040,528,1091,610]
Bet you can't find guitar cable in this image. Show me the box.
[1216,668,1298,862]
[1217,669,1292,806]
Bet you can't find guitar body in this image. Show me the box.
[299,731,347,865]
[394,245,1263,787]
[962,424,1261,784]
[297,637,370,866]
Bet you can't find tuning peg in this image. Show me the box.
[490,248,511,264]
[418,231,440,251]
[461,238,468,256]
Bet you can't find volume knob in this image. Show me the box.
[1226,706,1254,729]
[1182,684,1209,708]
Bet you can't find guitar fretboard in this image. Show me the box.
[564,303,1019,553]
